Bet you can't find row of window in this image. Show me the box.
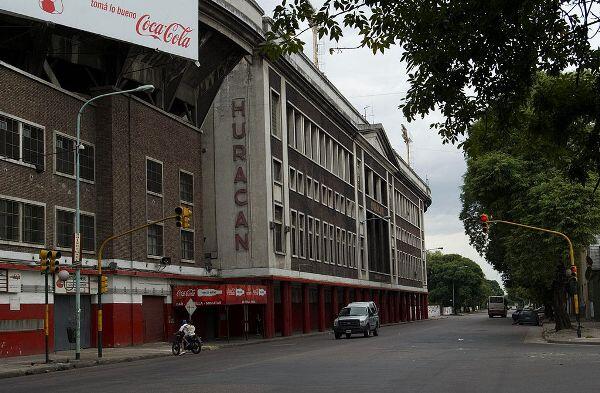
[394,190,421,228]
[271,96,354,185]
[0,197,195,261]
[364,167,387,204]
[289,210,358,268]
[395,251,424,281]
[394,226,422,250]
[288,165,356,219]
[146,158,194,204]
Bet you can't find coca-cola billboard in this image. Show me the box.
[0,0,198,60]
[173,284,268,307]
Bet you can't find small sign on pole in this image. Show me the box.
[72,233,81,267]
[185,298,197,318]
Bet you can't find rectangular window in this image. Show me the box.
[22,203,44,244]
[328,188,334,209]
[315,219,321,262]
[270,91,281,137]
[329,224,335,264]
[298,172,305,195]
[306,176,313,199]
[321,184,327,206]
[304,120,312,159]
[320,133,326,167]
[272,159,282,183]
[312,125,319,163]
[322,221,328,263]
[55,135,75,176]
[336,228,341,265]
[308,217,314,260]
[313,180,319,203]
[0,114,44,167]
[147,224,164,256]
[295,113,303,154]
[299,213,306,258]
[342,230,347,266]
[289,167,297,191]
[180,171,194,204]
[291,210,298,257]
[273,204,284,253]
[146,158,163,195]
[287,107,295,148]
[56,209,95,251]
[79,143,95,181]
[181,230,194,261]
[0,199,20,242]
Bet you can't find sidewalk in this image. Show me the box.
[0,318,432,379]
[543,321,600,345]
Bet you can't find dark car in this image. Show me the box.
[512,308,523,322]
[517,309,541,326]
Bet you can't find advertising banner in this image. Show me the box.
[173,284,268,307]
[0,0,198,60]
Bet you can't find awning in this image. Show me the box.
[172,284,268,307]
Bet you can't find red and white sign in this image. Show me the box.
[0,0,198,60]
[173,284,268,307]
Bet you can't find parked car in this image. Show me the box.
[333,301,379,339]
[517,308,541,326]
[512,308,523,322]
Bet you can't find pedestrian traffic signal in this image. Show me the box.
[49,250,61,272]
[175,206,193,229]
[100,275,108,294]
[39,249,50,272]
[480,213,489,234]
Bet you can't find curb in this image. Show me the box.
[0,318,433,379]
[542,327,600,346]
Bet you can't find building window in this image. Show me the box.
[181,230,194,260]
[321,184,327,206]
[270,90,281,138]
[299,213,306,258]
[273,204,285,253]
[328,188,334,209]
[55,134,94,181]
[322,221,328,263]
[336,228,341,265]
[315,219,321,262]
[180,171,194,204]
[291,210,298,257]
[0,199,20,242]
[307,217,314,260]
[273,159,283,203]
[304,120,312,159]
[298,172,305,195]
[147,224,163,256]
[56,209,95,251]
[360,236,366,270]
[342,230,347,266]
[312,125,319,163]
[313,180,319,203]
[329,224,335,264]
[146,158,163,195]
[295,113,304,154]
[289,167,297,191]
[0,114,44,168]
[22,203,44,244]
[287,107,296,148]
[306,176,313,199]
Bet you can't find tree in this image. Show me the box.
[460,73,600,329]
[427,252,489,312]
[266,0,600,181]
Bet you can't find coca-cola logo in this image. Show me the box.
[136,14,193,49]
[39,0,63,14]
[176,288,196,298]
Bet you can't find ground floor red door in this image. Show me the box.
[142,296,165,343]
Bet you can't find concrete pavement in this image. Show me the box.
[5,313,600,392]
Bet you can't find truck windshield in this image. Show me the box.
[339,307,368,316]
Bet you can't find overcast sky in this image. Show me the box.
[258,0,503,284]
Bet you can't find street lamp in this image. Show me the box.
[452,265,469,315]
[73,84,154,360]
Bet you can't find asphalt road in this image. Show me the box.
[6,312,600,393]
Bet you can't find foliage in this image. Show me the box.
[426,252,489,310]
[460,73,600,328]
[266,0,600,181]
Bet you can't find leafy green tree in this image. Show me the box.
[460,73,600,329]
[427,252,488,312]
[266,0,600,181]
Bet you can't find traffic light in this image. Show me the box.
[175,206,193,229]
[480,213,489,234]
[39,249,50,272]
[49,250,61,272]
[100,275,108,294]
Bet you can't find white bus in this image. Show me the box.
[488,296,507,318]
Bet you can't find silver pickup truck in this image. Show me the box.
[333,301,380,339]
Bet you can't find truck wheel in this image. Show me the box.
[363,325,370,337]
[335,332,342,339]
[373,327,379,336]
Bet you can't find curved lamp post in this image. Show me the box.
[73,85,154,360]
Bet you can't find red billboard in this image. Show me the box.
[172,284,267,307]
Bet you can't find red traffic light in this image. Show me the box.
[480,213,489,223]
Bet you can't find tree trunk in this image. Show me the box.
[553,263,571,331]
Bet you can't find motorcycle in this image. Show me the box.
[172,331,202,355]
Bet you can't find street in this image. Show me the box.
[5,313,600,393]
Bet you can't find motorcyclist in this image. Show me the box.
[178,320,196,354]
